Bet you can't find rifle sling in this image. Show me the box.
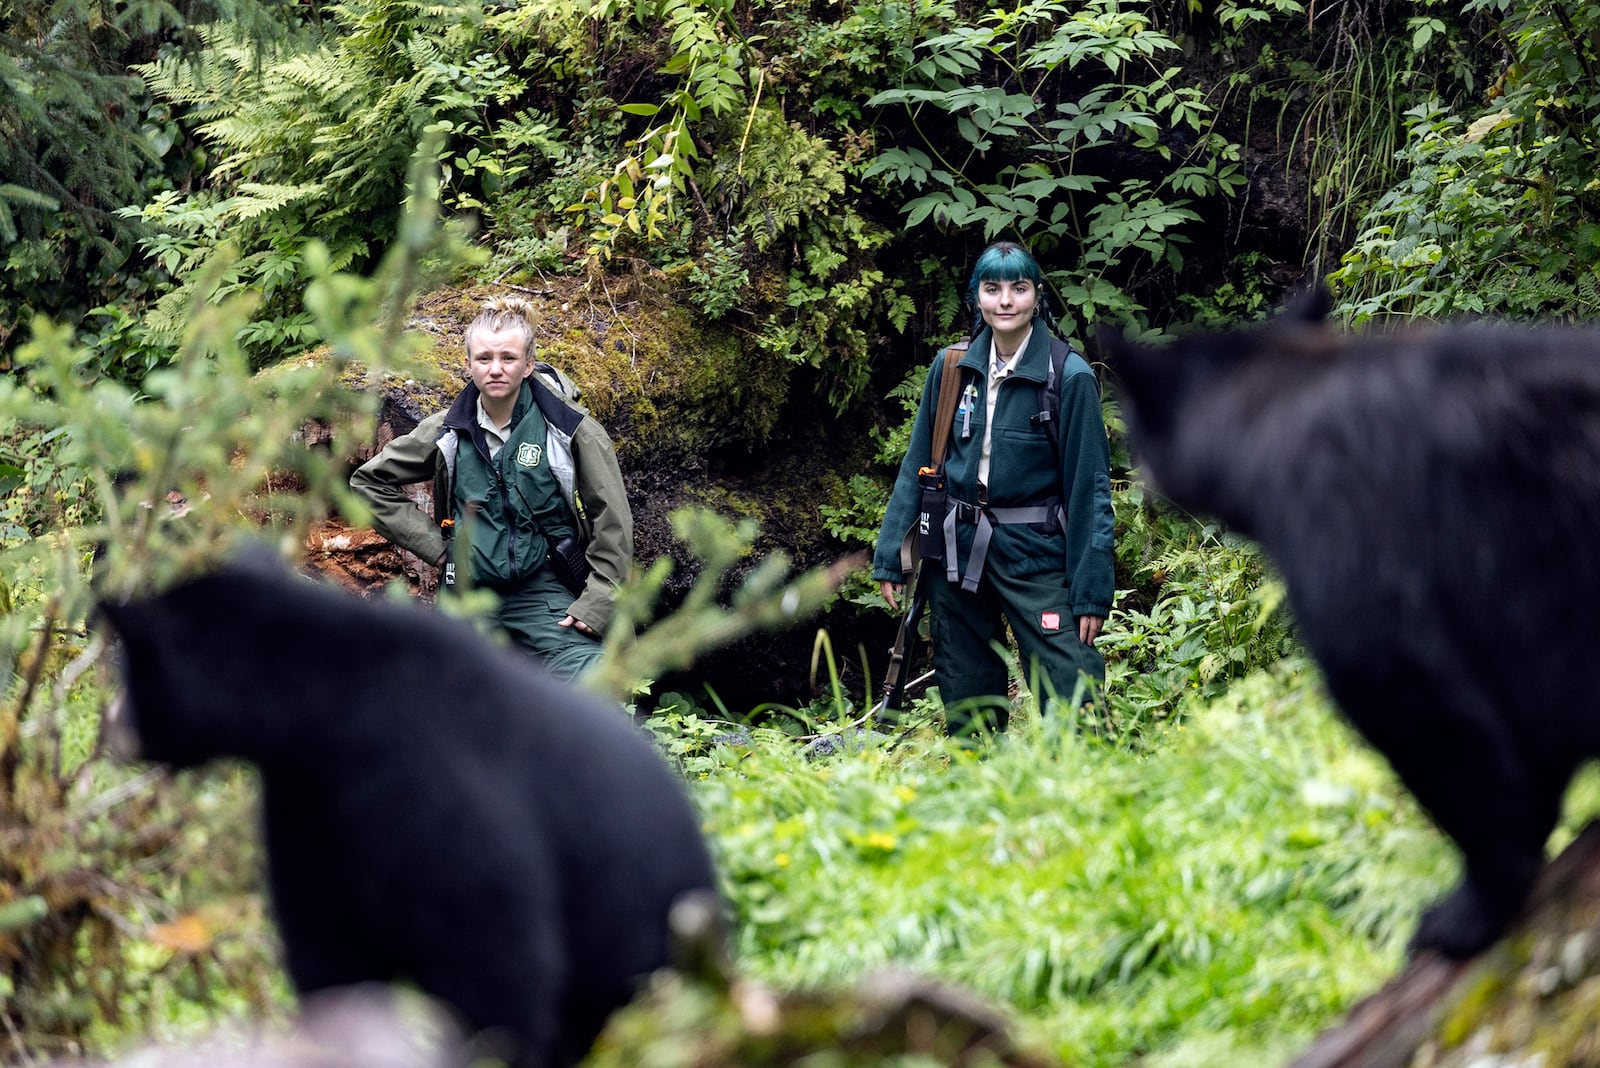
[929,341,968,469]
[897,342,969,575]
[883,342,970,707]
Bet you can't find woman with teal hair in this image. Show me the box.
[873,241,1115,736]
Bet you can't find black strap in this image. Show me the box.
[1031,339,1069,468]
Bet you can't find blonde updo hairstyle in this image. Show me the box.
[465,296,539,360]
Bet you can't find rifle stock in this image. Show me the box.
[874,341,965,716]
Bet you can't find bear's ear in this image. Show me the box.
[1283,281,1335,324]
[1096,324,1192,440]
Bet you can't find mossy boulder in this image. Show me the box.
[399,272,793,464]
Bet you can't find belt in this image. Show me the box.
[944,498,1060,592]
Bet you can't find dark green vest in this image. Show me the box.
[453,386,577,589]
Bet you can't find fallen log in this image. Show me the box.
[1292,819,1600,1068]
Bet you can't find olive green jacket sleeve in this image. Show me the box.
[567,417,632,635]
[348,410,451,567]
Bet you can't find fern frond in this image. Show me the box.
[225,183,327,221]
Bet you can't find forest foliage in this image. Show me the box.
[14,0,1596,388]
[5,0,1600,1064]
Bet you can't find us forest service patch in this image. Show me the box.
[516,442,543,468]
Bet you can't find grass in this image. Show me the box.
[47,640,1600,1066]
[678,656,1461,1066]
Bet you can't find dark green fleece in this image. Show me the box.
[348,371,633,635]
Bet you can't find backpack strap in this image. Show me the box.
[533,360,581,402]
[1032,338,1098,470]
[1030,339,1068,437]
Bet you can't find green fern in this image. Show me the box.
[702,107,847,251]
[1473,270,1600,322]
[123,0,516,365]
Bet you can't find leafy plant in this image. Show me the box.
[1172,251,1277,330]
[754,209,916,409]
[864,0,1245,335]
[686,231,751,319]
[562,0,754,259]
[700,104,916,408]
[1102,527,1292,729]
[118,0,508,365]
[1331,0,1600,322]
[0,0,282,363]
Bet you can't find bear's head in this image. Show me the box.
[97,551,334,770]
[1099,284,1338,521]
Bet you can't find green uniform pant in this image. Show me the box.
[488,568,603,683]
[926,566,1104,736]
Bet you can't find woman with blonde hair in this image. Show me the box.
[351,297,632,680]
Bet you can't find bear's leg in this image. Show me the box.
[263,795,393,993]
[1407,772,1559,959]
[276,907,386,993]
[1333,671,1555,959]
[412,912,568,1068]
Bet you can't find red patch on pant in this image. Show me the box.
[1041,611,1061,632]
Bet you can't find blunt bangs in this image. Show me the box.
[968,242,1042,296]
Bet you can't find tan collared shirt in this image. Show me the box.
[476,397,512,460]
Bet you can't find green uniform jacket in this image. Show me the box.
[350,374,632,635]
[873,324,1116,620]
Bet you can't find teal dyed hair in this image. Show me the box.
[966,241,1053,336]
[968,241,1043,295]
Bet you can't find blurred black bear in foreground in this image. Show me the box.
[1104,288,1600,959]
[99,555,720,1067]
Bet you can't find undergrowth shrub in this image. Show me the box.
[1102,484,1294,731]
[0,0,250,365]
[1331,0,1600,321]
[113,0,503,367]
[863,0,1245,336]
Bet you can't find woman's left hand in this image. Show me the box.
[1078,614,1104,645]
[560,614,599,639]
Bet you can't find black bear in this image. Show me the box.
[99,555,720,1066]
[1104,288,1600,959]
